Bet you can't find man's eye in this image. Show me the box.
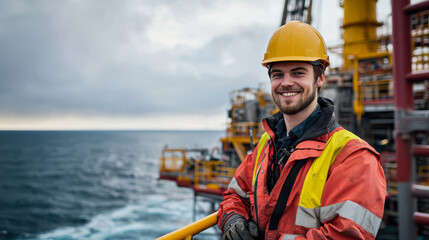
[271,73,282,79]
[292,72,304,76]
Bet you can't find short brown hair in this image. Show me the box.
[312,64,324,82]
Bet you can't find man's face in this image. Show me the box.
[269,61,324,115]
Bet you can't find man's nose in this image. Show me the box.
[280,74,294,87]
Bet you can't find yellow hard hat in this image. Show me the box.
[262,21,330,68]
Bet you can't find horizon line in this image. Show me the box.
[0,128,225,131]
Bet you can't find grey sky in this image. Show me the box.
[0,0,389,130]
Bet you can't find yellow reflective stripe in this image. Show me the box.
[252,132,270,187]
[299,130,360,209]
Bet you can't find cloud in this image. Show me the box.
[0,0,362,130]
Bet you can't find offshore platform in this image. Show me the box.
[158,0,429,239]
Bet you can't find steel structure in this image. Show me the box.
[392,0,429,239]
[157,1,429,239]
[281,0,312,25]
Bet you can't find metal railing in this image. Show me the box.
[362,79,393,103]
[159,149,187,173]
[156,211,218,240]
[194,160,235,189]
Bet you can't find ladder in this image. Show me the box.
[392,1,429,239]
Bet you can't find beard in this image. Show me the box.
[273,84,317,115]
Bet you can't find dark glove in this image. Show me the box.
[222,214,258,240]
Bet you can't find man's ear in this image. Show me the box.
[317,72,325,87]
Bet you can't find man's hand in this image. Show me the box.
[222,214,258,240]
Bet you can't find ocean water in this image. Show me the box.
[0,130,224,240]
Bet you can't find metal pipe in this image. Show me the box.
[412,183,429,198]
[342,0,380,69]
[414,145,429,157]
[406,71,429,82]
[404,1,429,14]
[414,212,429,226]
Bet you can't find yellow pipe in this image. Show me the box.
[352,59,363,124]
[342,0,381,69]
[156,211,218,240]
[232,141,247,162]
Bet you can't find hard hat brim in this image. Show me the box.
[261,56,329,68]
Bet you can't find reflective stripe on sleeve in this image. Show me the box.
[227,177,249,199]
[320,200,382,236]
[281,234,302,240]
[295,205,321,228]
[296,200,381,236]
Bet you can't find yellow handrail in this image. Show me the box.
[156,211,218,240]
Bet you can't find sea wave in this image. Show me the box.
[34,191,195,240]
[0,131,223,240]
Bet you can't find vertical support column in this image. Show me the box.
[391,0,416,239]
[193,192,197,221]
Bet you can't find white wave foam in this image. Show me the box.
[36,192,195,240]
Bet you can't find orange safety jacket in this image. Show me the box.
[218,97,386,239]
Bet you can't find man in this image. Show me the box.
[217,21,386,239]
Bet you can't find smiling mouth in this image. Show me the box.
[281,92,299,97]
